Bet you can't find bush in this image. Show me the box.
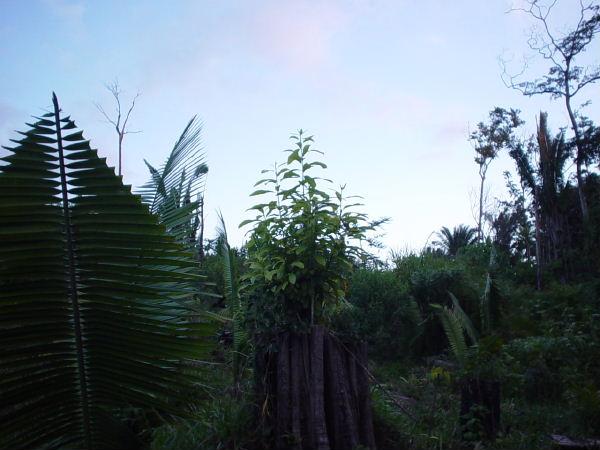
[333,269,421,360]
[150,396,256,450]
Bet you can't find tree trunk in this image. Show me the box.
[478,168,485,242]
[118,132,123,177]
[264,326,376,450]
[565,91,589,220]
[534,187,543,291]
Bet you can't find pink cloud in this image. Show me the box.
[250,1,349,71]
[435,120,468,143]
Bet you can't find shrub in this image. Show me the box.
[150,396,256,450]
[333,269,421,360]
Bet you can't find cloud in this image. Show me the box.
[435,120,468,144]
[249,1,349,71]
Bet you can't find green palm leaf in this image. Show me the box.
[0,94,212,450]
[431,303,469,366]
[448,291,479,345]
[137,117,208,249]
[216,212,248,384]
[481,246,501,335]
[433,224,477,256]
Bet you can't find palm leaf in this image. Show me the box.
[216,212,248,383]
[433,224,477,256]
[138,116,206,212]
[431,303,468,366]
[0,94,213,450]
[137,117,208,251]
[481,246,501,335]
[448,291,479,345]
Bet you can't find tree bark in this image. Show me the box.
[266,326,376,450]
[276,333,292,449]
[534,187,543,291]
[310,327,330,450]
[478,167,486,242]
[565,84,589,221]
[118,132,123,177]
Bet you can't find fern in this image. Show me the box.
[449,292,478,345]
[432,304,469,366]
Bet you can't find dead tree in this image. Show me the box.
[502,0,600,220]
[95,81,141,177]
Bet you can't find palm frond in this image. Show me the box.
[448,292,479,345]
[217,212,248,383]
[433,224,477,256]
[137,117,208,250]
[139,116,206,211]
[0,94,213,450]
[480,247,502,335]
[431,303,468,366]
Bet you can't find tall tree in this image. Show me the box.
[470,107,523,240]
[508,112,571,287]
[503,0,600,220]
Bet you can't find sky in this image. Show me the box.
[1,0,598,252]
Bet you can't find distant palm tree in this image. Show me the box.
[433,225,478,257]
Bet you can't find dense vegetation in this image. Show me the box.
[1,2,600,449]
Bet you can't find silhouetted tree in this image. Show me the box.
[470,108,524,240]
[508,112,572,287]
[94,80,141,177]
[433,224,478,257]
[503,0,600,220]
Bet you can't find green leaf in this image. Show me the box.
[287,149,300,164]
[250,189,271,196]
[253,178,276,187]
[282,169,298,179]
[0,95,214,450]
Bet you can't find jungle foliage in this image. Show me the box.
[2,3,600,448]
[0,95,214,450]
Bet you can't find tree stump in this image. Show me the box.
[261,325,376,450]
[459,377,501,441]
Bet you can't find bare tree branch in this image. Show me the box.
[503,0,600,219]
[94,80,142,177]
[93,102,118,128]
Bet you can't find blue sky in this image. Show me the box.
[1,0,598,251]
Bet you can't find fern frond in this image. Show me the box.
[448,292,478,345]
[432,303,468,366]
